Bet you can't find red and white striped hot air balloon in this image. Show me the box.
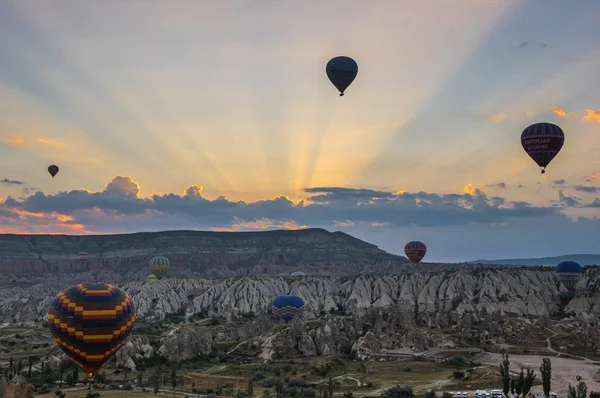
[404,241,427,265]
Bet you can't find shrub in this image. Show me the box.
[453,370,465,379]
[445,356,468,367]
[385,385,414,398]
[344,392,353,397]
[403,367,412,372]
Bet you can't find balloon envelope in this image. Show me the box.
[48,165,59,178]
[272,295,305,323]
[521,123,564,173]
[146,274,157,282]
[555,261,583,292]
[404,241,427,265]
[149,256,171,279]
[290,271,305,277]
[47,283,136,377]
[78,252,89,265]
[326,56,358,96]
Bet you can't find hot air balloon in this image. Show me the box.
[555,261,583,293]
[404,241,427,265]
[272,295,305,323]
[146,274,157,283]
[521,122,564,174]
[47,283,136,379]
[48,165,59,178]
[148,256,170,279]
[78,252,89,265]
[290,271,305,277]
[326,56,358,96]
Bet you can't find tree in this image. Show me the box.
[274,379,284,398]
[248,379,254,397]
[540,358,552,398]
[27,357,33,378]
[151,366,161,394]
[522,368,536,396]
[137,372,144,386]
[511,378,516,395]
[72,367,79,384]
[9,357,13,374]
[568,382,588,398]
[329,377,335,398]
[500,352,511,396]
[516,368,525,397]
[589,392,600,398]
[170,365,177,390]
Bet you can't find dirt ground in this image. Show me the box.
[475,352,600,397]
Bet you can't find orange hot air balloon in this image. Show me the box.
[48,165,59,178]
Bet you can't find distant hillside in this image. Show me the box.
[467,254,600,267]
[0,228,415,279]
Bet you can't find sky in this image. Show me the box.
[1,0,600,262]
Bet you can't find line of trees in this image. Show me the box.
[499,354,599,398]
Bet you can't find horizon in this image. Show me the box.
[1,0,600,261]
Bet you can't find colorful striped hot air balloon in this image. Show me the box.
[404,241,427,265]
[146,274,157,283]
[149,256,170,279]
[555,261,583,293]
[47,283,136,379]
[78,251,88,265]
[272,295,305,323]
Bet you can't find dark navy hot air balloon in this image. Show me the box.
[272,295,305,323]
[555,261,583,293]
[326,56,358,96]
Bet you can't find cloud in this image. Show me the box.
[0,176,578,235]
[485,182,506,190]
[556,190,580,207]
[581,109,600,124]
[0,179,25,185]
[548,107,575,118]
[517,184,527,189]
[550,178,566,187]
[572,185,600,193]
[9,138,22,144]
[103,176,140,198]
[582,198,600,208]
[489,113,506,122]
[581,171,599,183]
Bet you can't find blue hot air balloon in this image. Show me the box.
[272,295,305,323]
[555,261,583,292]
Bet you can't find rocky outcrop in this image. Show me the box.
[3,268,600,325]
[115,335,155,370]
[158,327,213,361]
[1,375,34,398]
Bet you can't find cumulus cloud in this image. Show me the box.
[581,109,600,124]
[583,198,600,208]
[0,176,583,235]
[103,176,140,198]
[0,178,24,185]
[548,107,575,118]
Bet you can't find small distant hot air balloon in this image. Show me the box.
[521,122,565,174]
[290,271,306,277]
[272,295,305,323]
[78,251,88,265]
[326,56,358,96]
[47,283,136,380]
[404,241,427,265]
[48,165,59,178]
[146,274,157,283]
[149,256,170,279]
[555,261,583,293]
